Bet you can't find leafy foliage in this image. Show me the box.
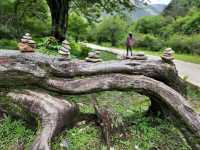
[0,116,35,150]
[68,12,89,42]
[0,0,50,39]
[93,16,128,46]
[134,33,164,51]
[163,0,200,18]
[166,34,200,55]
[132,16,173,36]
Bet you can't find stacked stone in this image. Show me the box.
[131,52,147,60]
[58,40,71,59]
[18,33,36,52]
[161,48,174,62]
[85,50,102,63]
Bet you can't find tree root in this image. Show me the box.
[7,90,79,150]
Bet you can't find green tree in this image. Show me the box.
[68,12,89,42]
[46,0,146,41]
[132,16,172,36]
[163,0,200,18]
[94,16,127,46]
[0,0,49,38]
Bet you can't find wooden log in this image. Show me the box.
[0,50,186,94]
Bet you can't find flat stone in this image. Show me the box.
[88,52,100,59]
[85,57,102,63]
[60,47,69,53]
[161,56,174,61]
[18,43,35,53]
[21,39,29,43]
[23,36,32,40]
[28,40,36,44]
[131,56,148,60]
[94,51,101,55]
[136,52,145,56]
[25,33,31,36]
[62,40,69,45]
[62,44,71,50]
[58,50,70,55]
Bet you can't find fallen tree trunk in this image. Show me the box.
[0,50,199,149]
[0,50,186,94]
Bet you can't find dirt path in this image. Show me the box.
[84,43,200,88]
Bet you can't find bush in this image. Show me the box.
[68,12,89,42]
[166,34,200,55]
[132,16,173,36]
[70,41,92,59]
[79,44,92,59]
[161,8,200,38]
[37,37,59,51]
[0,39,17,49]
[171,8,200,35]
[134,34,164,51]
[93,16,128,46]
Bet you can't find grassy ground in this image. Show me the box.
[0,91,193,150]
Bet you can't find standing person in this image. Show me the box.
[126,33,135,57]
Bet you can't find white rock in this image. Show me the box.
[23,35,32,40]
[60,47,69,53]
[58,50,69,55]
[21,39,28,43]
[25,33,31,36]
[62,40,69,45]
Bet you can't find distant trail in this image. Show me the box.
[83,43,200,88]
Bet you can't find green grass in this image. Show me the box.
[0,116,35,150]
[100,51,118,61]
[187,85,200,112]
[0,39,17,50]
[0,91,192,150]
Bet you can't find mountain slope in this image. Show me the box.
[163,0,200,17]
[130,4,167,20]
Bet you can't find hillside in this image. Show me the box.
[130,4,167,20]
[163,0,200,17]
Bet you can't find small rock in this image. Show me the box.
[161,48,174,62]
[60,139,69,149]
[85,57,102,63]
[110,147,115,150]
[18,33,36,52]
[18,43,34,53]
[131,52,147,60]
[58,40,71,59]
[85,50,102,63]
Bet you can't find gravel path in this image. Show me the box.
[84,43,200,88]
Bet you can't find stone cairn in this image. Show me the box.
[161,48,174,62]
[85,50,102,63]
[18,33,36,52]
[58,40,71,60]
[130,52,147,60]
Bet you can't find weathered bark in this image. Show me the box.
[0,50,199,149]
[6,90,79,150]
[47,0,70,41]
[46,74,200,149]
[0,50,186,94]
